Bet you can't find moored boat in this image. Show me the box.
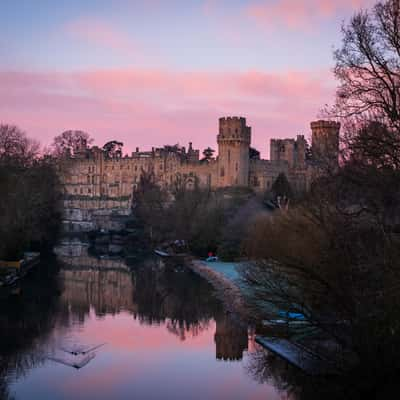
[0,252,40,287]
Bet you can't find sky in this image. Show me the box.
[0,0,376,157]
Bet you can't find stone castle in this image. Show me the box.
[60,117,340,201]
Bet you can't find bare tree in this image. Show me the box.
[0,124,40,166]
[51,130,93,157]
[333,0,400,126]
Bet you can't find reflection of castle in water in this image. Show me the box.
[58,260,220,340]
[58,258,252,362]
[214,312,248,361]
[59,268,137,319]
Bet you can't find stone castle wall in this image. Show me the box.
[58,117,340,216]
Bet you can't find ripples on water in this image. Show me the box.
[0,257,291,400]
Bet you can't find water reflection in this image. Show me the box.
[215,313,248,361]
[0,256,288,400]
[0,259,62,400]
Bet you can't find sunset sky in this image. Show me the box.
[0,0,375,156]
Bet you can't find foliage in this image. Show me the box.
[241,162,400,383]
[103,140,123,158]
[240,4,400,389]
[271,173,293,200]
[131,168,169,244]
[131,170,260,259]
[202,147,215,161]
[0,124,62,260]
[249,147,260,159]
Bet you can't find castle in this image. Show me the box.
[60,117,340,200]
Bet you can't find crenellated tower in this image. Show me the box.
[217,117,251,187]
[311,120,340,167]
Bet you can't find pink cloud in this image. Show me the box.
[65,17,137,54]
[0,67,335,157]
[246,0,375,31]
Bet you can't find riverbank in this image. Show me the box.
[185,258,249,320]
[185,257,344,376]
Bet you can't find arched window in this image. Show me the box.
[220,167,225,177]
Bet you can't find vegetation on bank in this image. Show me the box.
[239,1,400,398]
[129,169,269,260]
[0,125,62,260]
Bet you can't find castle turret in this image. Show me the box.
[311,120,340,167]
[217,117,251,187]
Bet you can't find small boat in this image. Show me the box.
[0,252,40,274]
[154,249,171,257]
[206,256,219,262]
[4,275,19,286]
[0,252,40,287]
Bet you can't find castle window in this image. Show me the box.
[80,188,83,194]
[74,188,78,194]
[92,175,95,184]
[120,165,123,170]
[87,175,90,184]
[88,188,91,194]
[228,150,231,163]
[135,165,138,171]
[220,167,225,177]
[235,162,238,171]
[235,128,238,133]
[160,164,163,170]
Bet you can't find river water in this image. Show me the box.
[0,257,292,400]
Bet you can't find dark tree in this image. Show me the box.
[249,147,260,160]
[0,124,62,260]
[271,173,293,199]
[103,140,124,158]
[202,147,215,161]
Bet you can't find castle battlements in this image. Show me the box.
[59,117,339,203]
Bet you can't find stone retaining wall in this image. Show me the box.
[62,198,132,232]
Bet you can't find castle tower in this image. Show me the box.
[217,117,251,187]
[311,120,340,167]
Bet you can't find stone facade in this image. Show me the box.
[59,117,340,204]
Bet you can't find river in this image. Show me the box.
[0,256,294,400]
